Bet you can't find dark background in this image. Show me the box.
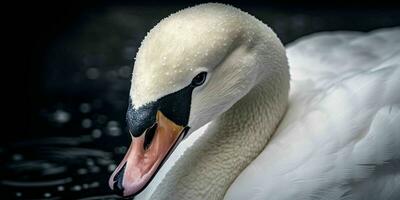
[8,0,400,141]
[3,0,400,199]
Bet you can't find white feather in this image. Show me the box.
[225,28,400,200]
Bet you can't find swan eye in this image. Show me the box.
[191,72,207,87]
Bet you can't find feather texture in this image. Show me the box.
[225,27,400,200]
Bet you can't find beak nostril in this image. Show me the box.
[144,123,158,150]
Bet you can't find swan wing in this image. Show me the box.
[224,27,400,200]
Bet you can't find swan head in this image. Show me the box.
[109,3,288,197]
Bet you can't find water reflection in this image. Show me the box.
[0,136,124,199]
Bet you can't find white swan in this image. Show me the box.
[108,3,400,200]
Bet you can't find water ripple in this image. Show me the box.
[1,136,124,200]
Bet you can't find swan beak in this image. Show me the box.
[109,110,189,197]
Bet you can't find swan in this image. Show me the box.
[108,3,400,200]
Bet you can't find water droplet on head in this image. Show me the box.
[43,193,52,198]
[15,192,22,197]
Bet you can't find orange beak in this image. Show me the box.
[109,111,187,197]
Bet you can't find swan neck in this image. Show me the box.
[151,75,289,199]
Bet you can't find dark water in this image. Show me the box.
[0,100,129,199]
[0,136,122,199]
[4,3,400,200]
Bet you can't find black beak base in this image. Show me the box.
[126,85,195,137]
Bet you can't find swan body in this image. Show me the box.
[109,3,400,200]
[225,28,400,200]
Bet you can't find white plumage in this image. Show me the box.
[126,3,400,200]
[225,28,400,200]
